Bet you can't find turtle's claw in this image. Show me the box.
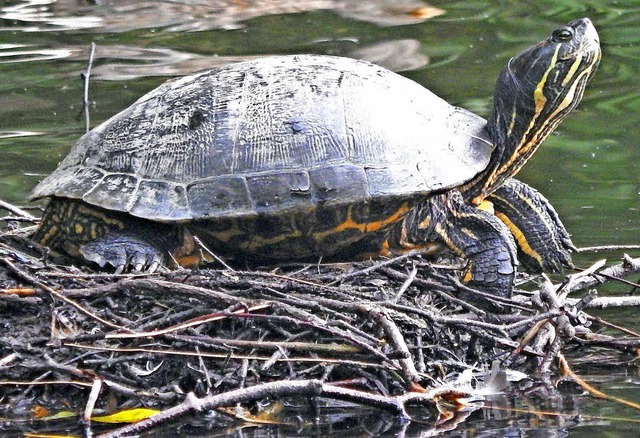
[147,260,160,274]
[80,234,164,274]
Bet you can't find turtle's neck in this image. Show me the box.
[460,18,601,206]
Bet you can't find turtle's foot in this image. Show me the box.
[489,178,575,274]
[80,234,163,274]
[463,240,516,298]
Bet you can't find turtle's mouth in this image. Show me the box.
[558,43,600,62]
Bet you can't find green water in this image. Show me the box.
[1,0,639,435]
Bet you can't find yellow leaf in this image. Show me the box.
[24,433,78,438]
[91,407,160,424]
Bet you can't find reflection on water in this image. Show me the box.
[90,38,428,81]
[0,43,73,63]
[1,0,101,31]
[0,130,42,139]
[1,0,442,32]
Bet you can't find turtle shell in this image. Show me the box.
[31,55,493,222]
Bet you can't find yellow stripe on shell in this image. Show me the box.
[313,203,410,239]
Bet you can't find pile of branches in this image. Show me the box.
[1,199,640,436]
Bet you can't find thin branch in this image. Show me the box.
[82,42,96,133]
[563,254,640,294]
[96,379,442,438]
[0,257,129,331]
[577,244,640,252]
[368,307,421,383]
[0,199,37,221]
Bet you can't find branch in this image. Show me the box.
[81,42,96,133]
[563,254,640,294]
[96,379,441,438]
[0,199,37,221]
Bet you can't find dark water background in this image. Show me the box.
[1,0,639,436]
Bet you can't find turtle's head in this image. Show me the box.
[472,18,600,204]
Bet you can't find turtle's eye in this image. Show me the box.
[552,27,574,42]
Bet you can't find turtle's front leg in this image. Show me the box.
[488,177,574,273]
[79,234,164,274]
[395,191,518,299]
[34,198,177,273]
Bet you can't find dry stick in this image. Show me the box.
[563,254,640,294]
[243,310,391,363]
[84,379,102,423]
[379,301,546,356]
[328,252,422,285]
[258,285,389,335]
[0,199,37,221]
[96,379,442,438]
[82,42,96,133]
[64,343,390,370]
[0,379,93,388]
[503,309,563,334]
[452,277,531,312]
[567,295,640,309]
[393,264,418,302]
[254,273,389,311]
[586,315,640,338]
[44,355,176,401]
[0,257,128,331]
[577,244,640,252]
[166,334,363,355]
[66,278,386,360]
[105,303,272,340]
[368,307,421,383]
[257,285,354,324]
[381,267,487,315]
[265,292,383,345]
[113,277,254,305]
[381,301,507,336]
[192,235,236,272]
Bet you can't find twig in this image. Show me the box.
[0,199,37,221]
[563,254,640,294]
[82,42,96,133]
[328,252,421,285]
[96,379,442,438]
[565,295,640,309]
[577,244,640,252]
[367,306,421,383]
[193,235,236,271]
[63,343,390,369]
[0,257,129,331]
[393,264,417,302]
[559,353,640,411]
[44,355,175,401]
[84,379,102,423]
[382,267,487,316]
[166,334,364,355]
[105,303,271,339]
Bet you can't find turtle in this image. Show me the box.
[30,18,601,299]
